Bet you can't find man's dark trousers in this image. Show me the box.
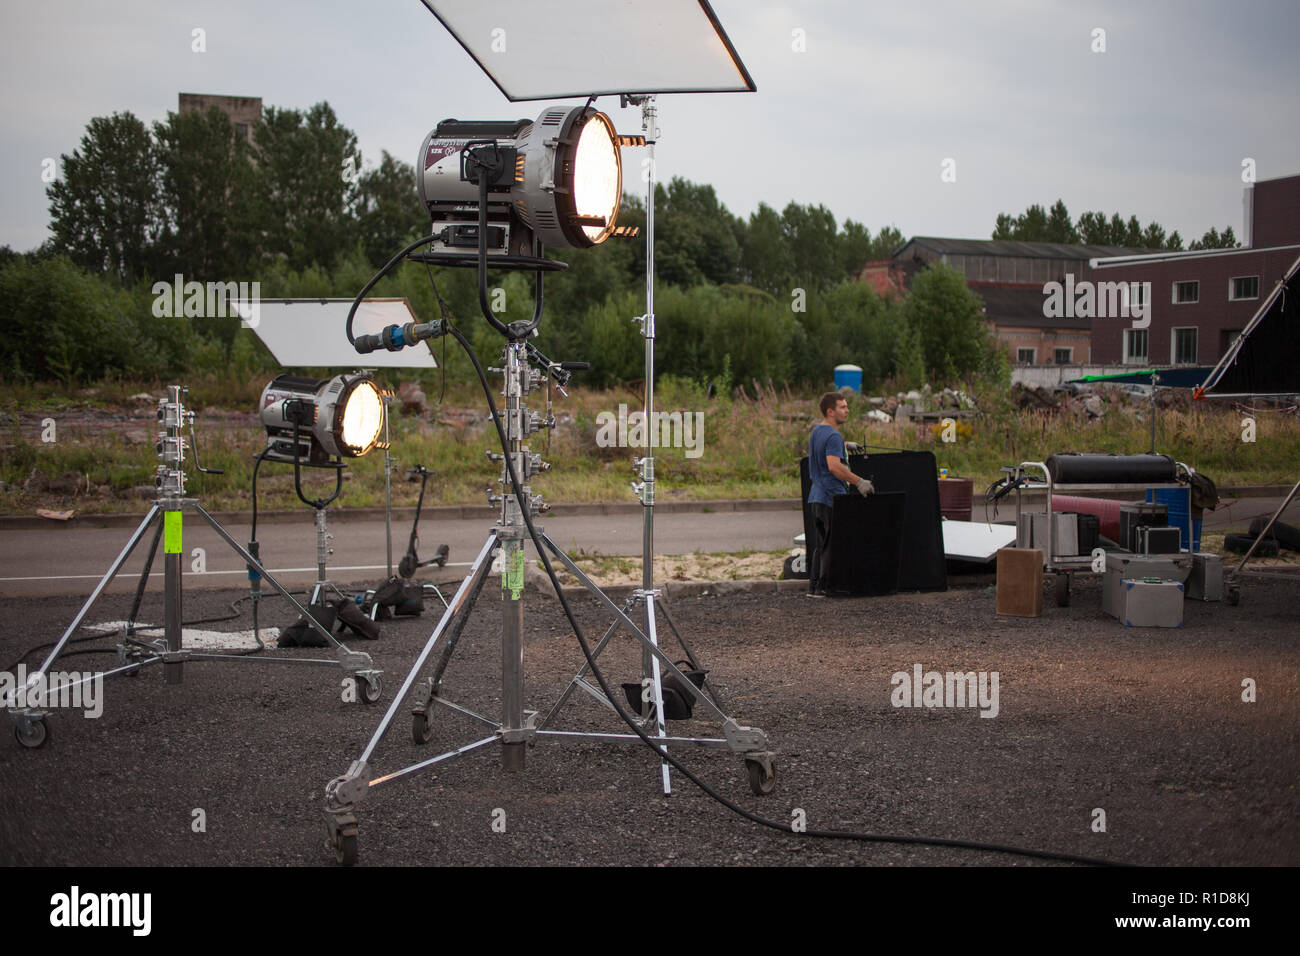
[809,501,834,594]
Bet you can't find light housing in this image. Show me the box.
[418,105,639,256]
[259,371,389,465]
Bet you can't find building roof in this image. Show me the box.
[897,236,1155,260]
[1090,242,1300,268]
[970,283,1090,330]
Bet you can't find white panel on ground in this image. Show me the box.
[86,621,277,650]
[942,521,1018,563]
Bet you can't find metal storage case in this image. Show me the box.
[1102,554,1191,618]
[1118,578,1185,628]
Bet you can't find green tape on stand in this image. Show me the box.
[164,511,183,555]
[504,548,524,601]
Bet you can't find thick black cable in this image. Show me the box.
[345,234,438,346]
[449,325,1120,867]
[5,590,310,673]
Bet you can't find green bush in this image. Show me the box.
[0,256,194,382]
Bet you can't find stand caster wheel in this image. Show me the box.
[1054,572,1071,607]
[14,719,47,749]
[359,675,382,704]
[331,822,358,866]
[1226,586,1241,606]
[745,757,776,796]
[412,710,432,745]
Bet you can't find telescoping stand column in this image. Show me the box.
[322,109,774,864]
[5,386,382,749]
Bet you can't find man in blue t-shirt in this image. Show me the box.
[807,392,874,596]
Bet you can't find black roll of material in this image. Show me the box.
[1044,453,1177,484]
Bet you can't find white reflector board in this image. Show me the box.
[421,0,755,101]
[942,521,1018,564]
[251,299,439,369]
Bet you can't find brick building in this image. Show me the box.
[178,93,262,144]
[868,237,1153,365]
[1089,174,1300,366]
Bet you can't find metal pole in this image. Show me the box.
[383,396,394,578]
[500,341,526,771]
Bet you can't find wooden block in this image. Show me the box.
[996,547,1044,617]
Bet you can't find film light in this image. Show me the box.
[258,371,390,465]
[418,105,641,256]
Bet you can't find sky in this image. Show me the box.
[2,0,1298,254]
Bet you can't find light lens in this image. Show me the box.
[339,380,385,456]
[572,112,621,243]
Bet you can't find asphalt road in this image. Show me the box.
[0,505,806,598]
[1,494,1294,599]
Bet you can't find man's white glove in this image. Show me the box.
[854,477,875,496]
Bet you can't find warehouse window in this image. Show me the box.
[1124,328,1148,364]
[1053,347,1073,364]
[1230,275,1259,300]
[1173,280,1199,304]
[1016,348,1036,365]
[1172,327,1198,365]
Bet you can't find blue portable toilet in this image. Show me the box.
[833,364,863,392]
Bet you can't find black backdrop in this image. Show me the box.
[801,450,948,592]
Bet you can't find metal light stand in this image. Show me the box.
[555,93,778,796]
[5,386,382,749]
[322,133,774,861]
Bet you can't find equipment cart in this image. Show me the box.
[1008,459,1196,607]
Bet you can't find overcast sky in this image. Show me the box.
[2,0,1298,254]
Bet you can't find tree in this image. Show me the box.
[1189,225,1240,250]
[995,200,1186,250]
[47,112,163,282]
[250,102,362,270]
[991,203,1049,242]
[901,262,989,383]
[154,106,258,280]
[651,178,743,287]
[355,150,424,268]
[1044,200,1080,243]
[739,202,793,295]
[782,201,840,293]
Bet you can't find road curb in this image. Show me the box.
[1,485,1291,531]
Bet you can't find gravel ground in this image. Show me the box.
[0,571,1295,867]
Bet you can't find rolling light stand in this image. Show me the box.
[323,122,774,863]
[5,386,382,749]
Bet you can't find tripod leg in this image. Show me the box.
[194,505,347,651]
[537,533,649,641]
[655,597,726,711]
[416,552,492,716]
[644,592,671,795]
[359,533,498,766]
[536,597,634,730]
[32,506,160,678]
[125,519,164,636]
[500,532,526,771]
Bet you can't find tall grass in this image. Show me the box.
[2,377,1297,515]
